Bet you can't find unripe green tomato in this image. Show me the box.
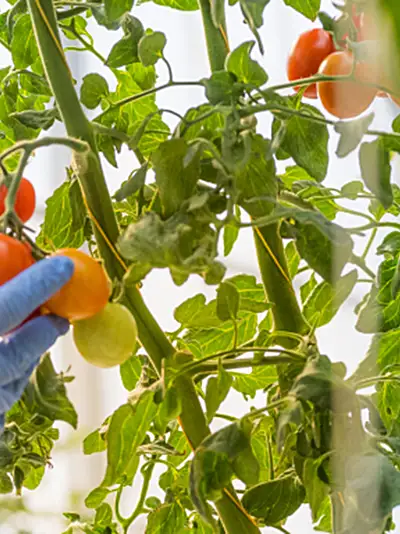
[73,303,138,368]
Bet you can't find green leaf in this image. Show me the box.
[83,428,107,455]
[0,472,13,494]
[106,16,144,68]
[11,15,37,68]
[356,257,400,333]
[226,274,270,313]
[211,0,225,26]
[190,422,257,524]
[68,179,87,232]
[120,356,142,391]
[303,457,330,522]
[105,0,134,22]
[146,503,187,532]
[226,41,267,86]
[239,0,271,54]
[140,0,199,10]
[223,213,240,256]
[19,71,51,96]
[286,240,300,278]
[242,474,305,523]
[10,108,58,130]
[359,139,393,209]
[232,366,278,398]
[80,74,109,110]
[377,231,400,257]
[237,135,277,218]
[114,163,148,201]
[119,212,221,284]
[274,100,329,181]
[205,364,233,422]
[341,180,365,200]
[102,393,156,486]
[342,454,400,533]
[36,182,85,252]
[184,311,257,358]
[335,114,374,158]
[152,139,200,217]
[217,281,240,321]
[24,355,77,428]
[85,487,110,509]
[138,31,167,66]
[295,215,353,283]
[94,503,113,526]
[303,270,358,327]
[283,0,320,20]
[300,274,318,303]
[202,71,237,105]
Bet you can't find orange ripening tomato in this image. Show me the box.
[45,249,110,322]
[287,28,335,98]
[0,178,36,223]
[317,51,377,119]
[0,234,34,286]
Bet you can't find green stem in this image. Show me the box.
[27,0,175,372]
[197,0,229,72]
[254,224,309,339]
[59,21,106,63]
[119,462,155,532]
[361,227,378,260]
[192,355,303,377]
[350,253,375,279]
[95,81,203,123]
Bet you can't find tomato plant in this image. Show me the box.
[0,235,33,286]
[73,303,138,368]
[0,178,36,223]
[45,249,110,321]
[287,28,335,98]
[1,1,400,533]
[317,51,377,118]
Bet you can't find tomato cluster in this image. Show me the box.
[287,6,396,119]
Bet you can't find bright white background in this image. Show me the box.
[0,0,399,532]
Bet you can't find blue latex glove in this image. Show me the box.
[0,256,74,429]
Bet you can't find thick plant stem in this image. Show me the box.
[254,224,309,337]
[27,0,173,371]
[28,2,256,532]
[197,0,229,71]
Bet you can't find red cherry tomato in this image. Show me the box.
[0,178,36,223]
[338,5,362,46]
[359,10,379,42]
[317,51,377,118]
[287,28,335,98]
[45,249,110,322]
[0,234,34,286]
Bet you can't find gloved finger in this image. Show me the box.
[0,315,69,387]
[0,256,74,335]
[0,365,35,414]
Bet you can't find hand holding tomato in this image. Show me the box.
[0,257,74,429]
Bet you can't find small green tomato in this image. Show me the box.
[73,303,138,368]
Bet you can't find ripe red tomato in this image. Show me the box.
[337,4,362,46]
[359,10,379,42]
[45,249,110,321]
[0,178,36,223]
[287,28,335,98]
[0,234,34,286]
[317,51,377,118]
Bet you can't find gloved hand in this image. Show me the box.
[0,256,74,429]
